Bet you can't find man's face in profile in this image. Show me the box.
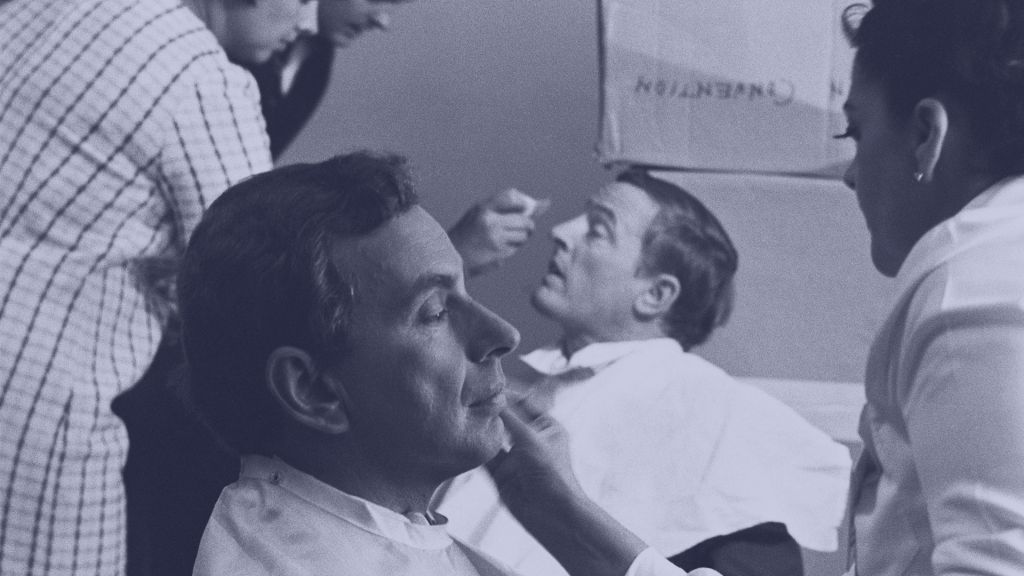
[325,206,520,480]
[532,182,661,337]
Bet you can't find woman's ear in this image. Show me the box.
[634,273,680,319]
[912,98,950,183]
[265,346,350,434]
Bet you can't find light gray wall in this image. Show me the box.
[280,0,894,384]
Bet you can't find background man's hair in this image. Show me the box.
[618,169,738,350]
[178,151,418,453]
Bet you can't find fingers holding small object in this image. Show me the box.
[488,188,531,213]
[489,189,552,218]
[500,229,531,248]
[484,210,534,230]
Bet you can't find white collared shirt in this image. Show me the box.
[850,176,1024,576]
[193,455,518,576]
[440,339,851,576]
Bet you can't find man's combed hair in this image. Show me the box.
[619,170,738,350]
[178,151,419,454]
[844,0,1024,177]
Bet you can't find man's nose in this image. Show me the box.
[550,215,583,248]
[464,300,520,363]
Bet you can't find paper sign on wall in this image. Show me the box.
[598,0,856,178]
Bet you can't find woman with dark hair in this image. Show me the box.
[486,2,1024,575]
[834,2,1024,574]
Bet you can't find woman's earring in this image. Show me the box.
[913,171,924,183]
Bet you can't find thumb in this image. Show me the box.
[485,408,547,477]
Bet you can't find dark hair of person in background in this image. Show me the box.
[616,169,738,350]
[178,151,418,455]
[843,0,1024,179]
[246,35,336,159]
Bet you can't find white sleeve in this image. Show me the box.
[903,303,1024,575]
[623,548,722,576]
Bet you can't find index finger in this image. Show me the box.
[486,409,537,476]
[499,408,537,445]
[510,393,547,422]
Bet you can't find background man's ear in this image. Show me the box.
[266,346,350,434]
[634,273,680,319]
[912,98,949,183]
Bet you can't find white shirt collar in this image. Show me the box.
[519,338,681,376]
[896,175,1024,297]
[239,454,454,550]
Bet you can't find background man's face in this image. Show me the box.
[221,0,309,64]
[327,206,519,479]
[532,182,661,339]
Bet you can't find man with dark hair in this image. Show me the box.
[115,2,545,571]
[439,171,852,576]
[180,151,525,575]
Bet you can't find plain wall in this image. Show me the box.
[281,0,894,384]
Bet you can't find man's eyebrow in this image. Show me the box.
[409,272,459,298]
[586,200,617,225]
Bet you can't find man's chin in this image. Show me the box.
[466,419,507,471]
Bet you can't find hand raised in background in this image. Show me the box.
[449,188,551,277]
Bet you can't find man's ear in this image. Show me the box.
[634,273,680,319]
[265,346,350,434]
[912,98,949,184]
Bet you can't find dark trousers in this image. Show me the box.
[113,340,239,576]
[669,522,804,576]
